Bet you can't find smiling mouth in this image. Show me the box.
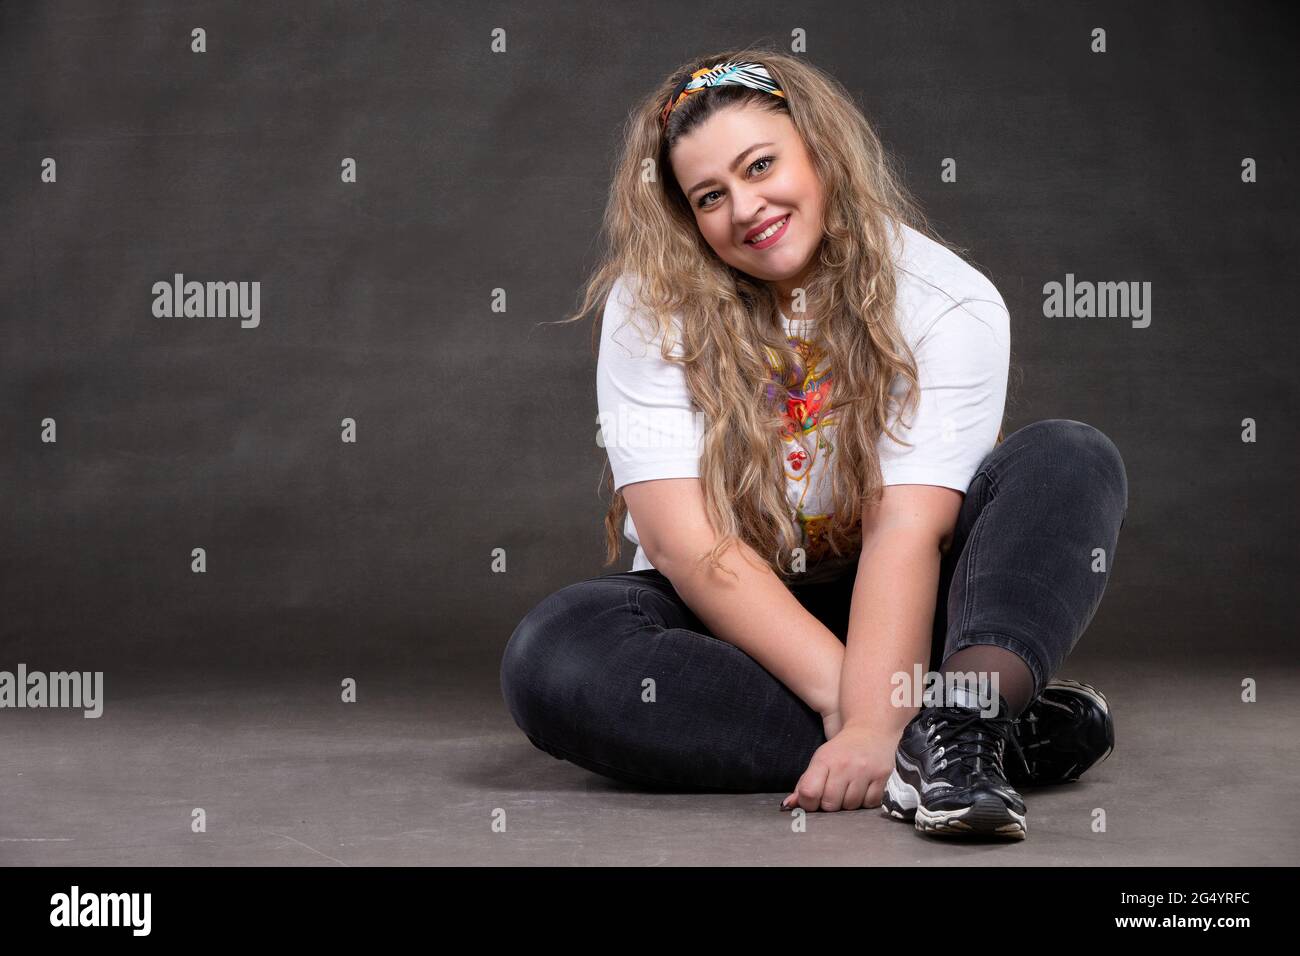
[745,214,790,245]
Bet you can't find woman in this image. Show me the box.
[500,48,1127,841]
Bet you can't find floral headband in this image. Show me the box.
[659,60,786,130]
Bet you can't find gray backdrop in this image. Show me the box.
[2,1,1296,686]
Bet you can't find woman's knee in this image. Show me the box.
[499,579,629,741]
[1013,419,1128,512]
[499,586,567,736]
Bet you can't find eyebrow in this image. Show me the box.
[685,142,776,197]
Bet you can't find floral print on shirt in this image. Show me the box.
[765,322,861,565]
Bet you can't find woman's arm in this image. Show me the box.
[837,483,963,736]
[624,477,844,717]
[784,297,1008,812]
[782,483,962,813]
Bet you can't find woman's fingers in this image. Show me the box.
[841,772,869,811]
[816,773,841,812]
[782,756,894,813]
[783,762,830,812]
[786,771,887,813]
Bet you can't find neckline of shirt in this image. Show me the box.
[779,308,819,339]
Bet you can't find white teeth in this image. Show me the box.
[747,216,788,243]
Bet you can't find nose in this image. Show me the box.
[732,189,765,236]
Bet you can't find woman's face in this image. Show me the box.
[668,102,825,305]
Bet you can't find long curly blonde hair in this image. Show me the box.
[552,45,1002,580]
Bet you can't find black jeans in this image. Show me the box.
[500,419,1128,793]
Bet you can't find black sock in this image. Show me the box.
[940,644,1035,717]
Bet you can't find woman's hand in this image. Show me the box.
[781,722,899,812]
[821,709,844,740]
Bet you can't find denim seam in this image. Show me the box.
[956,472,996,640]
[626,587,745,656]
[953,465,1049,696]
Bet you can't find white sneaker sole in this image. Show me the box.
[882,768,1027,840]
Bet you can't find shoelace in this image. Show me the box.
[926,706,1030,783]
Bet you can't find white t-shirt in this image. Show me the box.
[595,221,1011,579]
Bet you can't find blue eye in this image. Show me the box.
[697,155,776,209]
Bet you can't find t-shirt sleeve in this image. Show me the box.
[877,298,1010,493]
[595,276,704,493]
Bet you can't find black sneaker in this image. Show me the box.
[881,692,1028,840]
[1005,678,1114,787]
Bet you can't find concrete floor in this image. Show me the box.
[1,654,1295,866]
